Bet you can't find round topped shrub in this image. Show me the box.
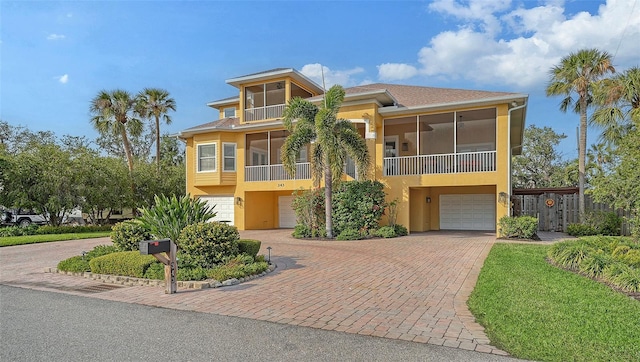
[177,222,239,268]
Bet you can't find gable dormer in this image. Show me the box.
[216,68,323,124]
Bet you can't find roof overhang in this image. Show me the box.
[378,94,528,116]
[307,89,397,107]
[226,68,324,94]
[207,97,239,109]
[178,120,288,138]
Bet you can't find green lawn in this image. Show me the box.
[468,243,640,362]
[0,232,112,247]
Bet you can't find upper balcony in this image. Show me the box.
[242,80,315,123]
[383,108,498,177]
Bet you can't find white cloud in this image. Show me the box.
[300,63,365,88]
[57,74,69,84]
[377,63,419,81]
[47,33,65,40]
[377,0,640,89]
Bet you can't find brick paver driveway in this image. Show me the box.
[0,230,505,355]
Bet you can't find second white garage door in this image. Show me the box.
[278,196,296,228]
[440,194,495,231]
[199,196,234,226]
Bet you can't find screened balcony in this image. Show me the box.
[383,108,497,176]
[244,130,312,182]
[243,81,312,122]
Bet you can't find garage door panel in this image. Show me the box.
[278,196,296,228]
[440,194,495,231]
[199,196,234,226]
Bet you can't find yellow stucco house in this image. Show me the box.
[179,68,527,232]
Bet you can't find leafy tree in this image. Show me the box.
[546,48,615,221]
[89,89,143,175]
[590,129,640,237]
[0,120,55,155]
[5,143,79,225]
[591,66,640,145]
[94,125,154,161]
[282,85,370,238]
[512,125,570,188]
[136,88,176,171]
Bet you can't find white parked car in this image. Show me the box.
[1,208,48,227]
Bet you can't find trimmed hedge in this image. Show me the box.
[498,216,538,239]
[238,239,261,258]
[110,220,151,251]
[89,251,157,278]
[57,255,90,273]
[178,222,239,268]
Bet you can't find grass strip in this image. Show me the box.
[468,243,640,362]
[0,232,111,247]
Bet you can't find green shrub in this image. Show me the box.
[57,255,90,273]
[567,223,598,236]
[0,224,40,237]
[291,188,325,237]
[138,194,217,243]
[85,244,118,259]
[38,225,112,235]
[292,224,311,238]
[621,249,640,268]
[110,220,151,251]
[393,224,408,237]
[578,250,614,277]
[332,180,386,236]
[568,211,623,237]
[610,267,640,292]
[143,262,165,280]
[336,228,362,240]
[178,222,239,268]
[498,216,538,239]
[376,226,397,238]
[206,256,268,282]
[238,239,261,258]
[89,251,157,278]
[177,266,208,281]
[548,241,595,269]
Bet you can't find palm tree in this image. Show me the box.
[136,88,176,170]
[591,66,640,145]
[546,48,615,221]
[90,89,142,175]
[282,85,370,238]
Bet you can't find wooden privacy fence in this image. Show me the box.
[512,189,632,235]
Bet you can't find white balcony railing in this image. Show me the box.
[383,151,496,176]
[245,163,311,182]
[244,104,286,122]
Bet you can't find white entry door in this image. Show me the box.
[278,196,296,228]
[199,196,234,225]
[440,194,495,231]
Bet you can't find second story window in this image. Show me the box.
[197,143,216,172]
[223,143,236,172]
[223,107,236,118]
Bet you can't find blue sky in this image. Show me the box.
[1,0,639,160]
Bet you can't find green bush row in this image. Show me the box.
[238,239,261,257]
[498,216,538,239]
[57,244,118,272]
[567,211,622,236]
[548,236,640,292]
[89,251,157,278]
[0,224,112,237]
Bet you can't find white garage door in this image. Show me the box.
[440,194,495,231]
[199,196,234,226]
[278,196,296,228]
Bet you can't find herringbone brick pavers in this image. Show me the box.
[0,230,504,355]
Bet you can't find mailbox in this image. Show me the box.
[139,239,171,255]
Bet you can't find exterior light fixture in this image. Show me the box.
[235,197,243,205]
[498,192,508,204]
[426,197,431,203]
[266,246,272,265]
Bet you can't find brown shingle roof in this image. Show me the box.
[344,83,520,108]
[181,117,240,132]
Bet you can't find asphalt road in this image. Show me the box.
[0,285,519,361]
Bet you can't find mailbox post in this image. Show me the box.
[140,239,177,294]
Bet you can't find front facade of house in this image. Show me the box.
[179,68,527,232]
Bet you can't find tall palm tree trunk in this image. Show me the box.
[155,114,161,172]
[120,126,135,175]
[578,98,588,222]
[324,159,333,238]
